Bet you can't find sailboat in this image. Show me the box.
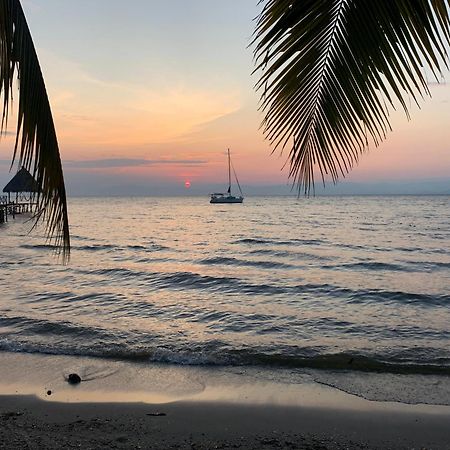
[210,149,244,204]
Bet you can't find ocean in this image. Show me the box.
[1,196,449,403]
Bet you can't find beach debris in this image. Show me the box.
[67,373,82,384]
[146,412,166,417]
[46,390,52,396]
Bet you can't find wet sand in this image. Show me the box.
[1,352,450,449]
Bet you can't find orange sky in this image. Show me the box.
[0,1,449,193]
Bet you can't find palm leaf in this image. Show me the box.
[0,0,69,259]
[253,0,450,194]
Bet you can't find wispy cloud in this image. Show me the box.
[39,50,242,149]
[65,158,208,169]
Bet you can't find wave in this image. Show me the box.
[74,267,281,294]
[68,267,450,306]
[0,315,121,340]
[20,242,171,254]
[87,267,148,279]
[234,237,325,246]
[407,260,450,271]
[147,271,285,295]
[290,284,449,307]
[346,289,450,307]
[1,335,449,376]
[247,248,331,261]
[71,234,96,242]
[198,256,295,269]
[323,261,408,271]
[77,244,117,251]
[20,244,57,251]
[77,243,170,252]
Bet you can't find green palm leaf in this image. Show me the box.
[253,0,450,193]
[0,0,69,259]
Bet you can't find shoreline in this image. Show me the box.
[2,351,450,408]
[1,352,450,448]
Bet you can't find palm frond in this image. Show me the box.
[0,0,69,259]
[253,0,450,194]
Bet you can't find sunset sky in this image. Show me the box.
[0,0,449,195]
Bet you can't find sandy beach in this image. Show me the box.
[2,393,450,449]
[1,352,450,449]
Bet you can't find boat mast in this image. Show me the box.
[227,148,231,194]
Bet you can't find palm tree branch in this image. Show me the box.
[0,0,70,259]
[253,0,450,194]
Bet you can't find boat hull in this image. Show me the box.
[210,196,243,204]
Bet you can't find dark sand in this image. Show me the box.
[2,394,450,449]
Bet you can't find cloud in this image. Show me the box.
[39,50,242,149]
[65,158,208,169]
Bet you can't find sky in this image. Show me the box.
[0,0,449,195]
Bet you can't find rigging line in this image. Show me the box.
[227,148,231,192]
[231,160,243,196]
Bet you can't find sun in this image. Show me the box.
[184,180,191,189]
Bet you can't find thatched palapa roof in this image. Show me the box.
[3,167,39,193]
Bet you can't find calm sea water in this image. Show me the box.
[1,196,449,375]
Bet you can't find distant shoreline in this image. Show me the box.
[63,193,450,198]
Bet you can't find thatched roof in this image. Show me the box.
[3,167,39,193]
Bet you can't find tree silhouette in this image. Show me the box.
[253,0,449,193]
[0,0,69,259]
